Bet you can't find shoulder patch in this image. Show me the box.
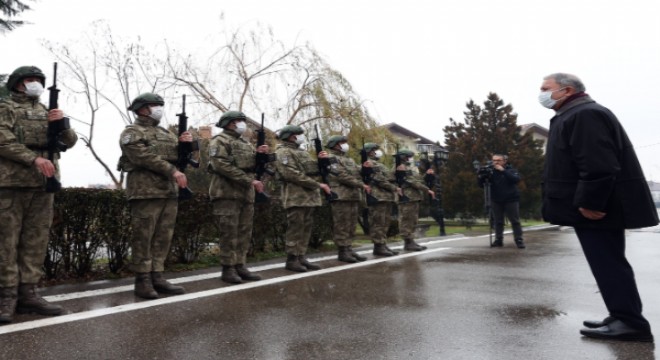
[121,133,133,145]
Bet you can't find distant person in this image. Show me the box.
[364,143,400,256]
[274,125,331,272]
[0,66,77,324]
[478,154,525,248]
[540,73,658,342]
[208,111,269,284]
[325,135,369,263]
[119,93,190,299]
[395,149,433,251]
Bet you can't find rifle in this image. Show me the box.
[175,94,199,200]
[254,113,275,203]
[359,139,378,235]
[313,125,338,202]
[420,151,439,206]
[45,62,71,193]
[394,144,410,203]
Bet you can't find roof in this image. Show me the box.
[520,123,549,137]
[379,122,437,145]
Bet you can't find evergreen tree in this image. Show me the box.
[442,92,544,220]
[1,0,31,32]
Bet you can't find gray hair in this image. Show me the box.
[544,73,586,92]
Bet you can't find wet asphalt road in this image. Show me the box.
[0,224,658,360]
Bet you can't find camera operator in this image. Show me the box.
[478,154,525,249]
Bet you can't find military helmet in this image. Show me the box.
[128,93,164,112]
[326,135,347,149]
[6,66,46,92]
[363,143,380,153]
[397,149,415,158]
[216,110,247,128]
[277,124,304,140]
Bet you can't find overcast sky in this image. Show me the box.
[2,0,659,186]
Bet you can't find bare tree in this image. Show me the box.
[42,21,174,189]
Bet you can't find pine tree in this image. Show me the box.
[442,92,544,220]
[1,0,31,32]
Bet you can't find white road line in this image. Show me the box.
[0,246,451,335]
[42,224,558,302]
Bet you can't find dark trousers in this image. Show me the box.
[574,227,651,332]
[491,201,523,241]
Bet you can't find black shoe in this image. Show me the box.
[298,256,321,270]
[515,239,526,249]
[349,247,367,262]
[373,244,395,257]
[235,264,262,281]
[583,316,615,329]
[580,319,654,342]
[221,266,243,284]
[491,239,503,247]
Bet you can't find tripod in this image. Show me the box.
[481,178,494,247]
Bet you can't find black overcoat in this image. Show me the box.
[542,95,659,229]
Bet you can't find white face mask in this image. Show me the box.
[538,88,566,109]
[374,150,383,159]
[294,135,305,145]
[24,81,44,97]
[149,106,164,121]
[339,143,350,153]
[234,121,247,134]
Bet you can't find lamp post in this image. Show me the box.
[431,148,449,236]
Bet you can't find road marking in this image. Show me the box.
[0,246,451,335]
[0,224,558,335]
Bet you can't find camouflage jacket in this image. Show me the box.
[396,166,429,202]
[0,93,77,189]
[367,157,398,203]
[208,129,256,203]
[119,116,178,200]
[327,149,363,202]
[275,141,322,209]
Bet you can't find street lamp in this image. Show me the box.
[430,148,449,236]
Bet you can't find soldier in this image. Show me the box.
[395,149,434,251]
[275,125,332,272]
[0,66,77,323]
[208,111,268,284]
[119,93,189,299]
[325,135,370,263]
[364,143,401,256]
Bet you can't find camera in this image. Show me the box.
[474,161,494,181]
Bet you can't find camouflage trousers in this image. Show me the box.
[0,189,53,287]
[330,201,359,247]
[129,198,178,273]
[368,201,393,245]
[398,201,421,241]
[285,206,315,256]
[213,199,254,266]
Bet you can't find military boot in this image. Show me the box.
[373,243,395,257]
[134,273,158,299]
[221,266,243,284]
[235,264,262,281]
[299,255,321,270]
[349,246,367,262]
[285,254,307,272]
[16,284,64,315]
[404,239,427,251]
[0,287,18,324]
[151,272,185,295]
[337,246,358,263]
[385,245,399,255]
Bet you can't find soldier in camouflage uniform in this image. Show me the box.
[119,93,190,299]
[275,125,332,272]
[0,66,77,323]
[395,149,434,251]
[326,135,370,263]
[208,111,269,284]
[364,143,401,257]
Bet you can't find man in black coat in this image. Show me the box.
[478,154,525,248]
[540,73,659,342]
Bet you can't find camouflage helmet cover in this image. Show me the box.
[363,143,380,153]
[326,135,347,149]
[397,149,415,158]
[128,93,164,112]
[277,124,304,140]
[216,110,247,128]
[6,66,46,92]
